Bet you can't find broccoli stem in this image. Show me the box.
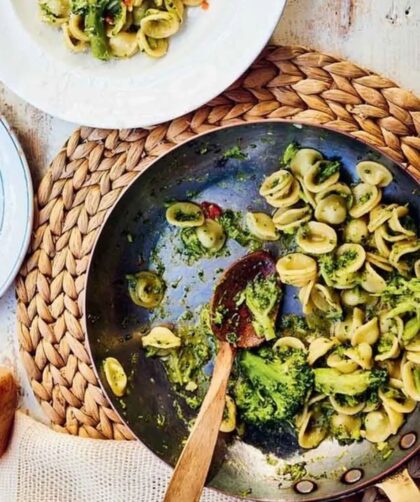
[252,315,276,341]
[85,0,110,60]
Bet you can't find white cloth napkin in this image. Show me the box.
[0,412,241,502]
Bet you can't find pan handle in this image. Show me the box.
[376,468,419,502]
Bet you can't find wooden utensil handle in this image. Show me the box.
[163,342,234,502]
[0,367,17,457]
[376,468,419,502]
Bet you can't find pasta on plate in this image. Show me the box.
[38,0,202,60]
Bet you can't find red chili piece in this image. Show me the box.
[201,202,223,219]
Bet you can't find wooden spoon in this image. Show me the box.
[163,250,279,502]
[0,367,17,457]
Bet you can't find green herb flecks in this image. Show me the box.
[223,145,248,161]
[316,160,341,184]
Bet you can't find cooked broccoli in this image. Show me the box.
[380,276,420,344]
[71,0,122,60]
[244,275,280,341]
[234,348,313,426]
[314,368,388,396]
[70,0,88,13]
[380,276,420,307]
[281,143,299,166]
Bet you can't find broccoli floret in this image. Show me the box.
[234,348,313,426]
[281,143,299,166]
[380,276,420,343]
[314,368,387,396]
[380,276,420,306]
[244,275,280,341]
[70,0,88,13]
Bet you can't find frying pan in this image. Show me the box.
[85,121,420,501]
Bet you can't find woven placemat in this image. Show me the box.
[16,45,420,444]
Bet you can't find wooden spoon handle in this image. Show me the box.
[0,367,17,457]
[163,342,235,502]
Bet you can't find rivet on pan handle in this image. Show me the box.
[376,468,419,502]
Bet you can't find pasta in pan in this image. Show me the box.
[257,144,419,449]
[121,142,419,458]
[38,0,202,60]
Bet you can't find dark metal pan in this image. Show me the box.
[85,121,419,501]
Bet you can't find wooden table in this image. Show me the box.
[0,0,419,496]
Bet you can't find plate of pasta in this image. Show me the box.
[0,0,285,128]
[85,121,419,501]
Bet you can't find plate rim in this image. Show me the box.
[83,119,420,502]
[0,116,33,297]
[0,1,286,128]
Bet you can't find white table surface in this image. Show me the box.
[0,0,419,419]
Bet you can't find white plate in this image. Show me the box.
[0,117,33,297]
[0,1,285,128]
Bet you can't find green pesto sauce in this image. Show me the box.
[146,307,216,410]
[219,209,262,250]
[316,160,341,184]
[277,462,307,482]
[359,191,372,204]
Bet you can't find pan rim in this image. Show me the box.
[83,119,420,502]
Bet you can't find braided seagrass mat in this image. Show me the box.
[15,44,420,499]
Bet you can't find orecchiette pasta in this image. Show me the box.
[265,179,301,208]
[389,240,420,274]
[303,160,341,193]
[246,212,278,241]
[273,336,306,351]
[296,222,337,255]
[272,205,312,232]
[379,385,416,414]
[363,410,392,443]
[142,326,181,349]
[315,194,347,225]
[290,148,322,179]
[196,219,226,252]
[349,183,381,218]
[344,218,368,244]
[259,170,293,197]
[368,204,397,233]
[366,252,393,272]
[351,317,380,346]
[276,253,318,287]
[356,161,393,187]
[327,352,359,375]
[297,408,328,449]
[166,202,204,227]
[401,360,420,401]
[330,396,365,415]
[345,343,373,369]
[360,262,387,293]
[307,337,336,365]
